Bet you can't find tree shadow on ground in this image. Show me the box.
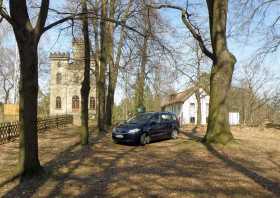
[1,129,110,198]
[204,143,280,197]
[1,127,280,197]
[184,129,280,197]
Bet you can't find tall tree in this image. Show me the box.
[204,0,236,144]
[97,0,108,132]
[0,68,14,103]
[0,0,81,177]
[150,0,236,144]
[135,3,151,111]
[80,0,90,145]
[0,0,50,177]
[91,0,100,128]
[105,0,116,126]
[105,0,132,126]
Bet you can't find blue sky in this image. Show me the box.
[1,0,279,104]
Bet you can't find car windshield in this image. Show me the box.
[127,113,154,123]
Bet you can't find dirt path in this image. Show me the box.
[0,126,280,198]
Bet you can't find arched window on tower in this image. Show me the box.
[72,95,79,109]
[56,73,62,84]
[90,97,95,110]
[56,96,61,109]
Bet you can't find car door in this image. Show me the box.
[160,113,173,138]
[149,113,165,140]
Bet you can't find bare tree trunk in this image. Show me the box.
[135,35,148,110]
[92,0,99,126]
[3,84,11,103]
[6,0,50,178]
[203,0,236,144]
[98,0,108,132]
[105,0,131,125]
[195,90,202,126]
[17,38,42,177]
[105,0,116,126]
[80,0,90,145]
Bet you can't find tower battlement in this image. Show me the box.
[49,52,69,60]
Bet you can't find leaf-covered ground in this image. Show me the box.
[0,126,280,198]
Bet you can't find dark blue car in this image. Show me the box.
[112,112,180,145]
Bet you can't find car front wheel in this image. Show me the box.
[140,133,150,145]
[171,129,178,139]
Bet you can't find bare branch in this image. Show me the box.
[35,0,50,35]
[148,4,215,61]
[43,10,145,37]
[0,4,14,25]
[43,16,74,33]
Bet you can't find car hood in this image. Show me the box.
[116,122,145,132]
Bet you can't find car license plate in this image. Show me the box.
[116,134,123,138]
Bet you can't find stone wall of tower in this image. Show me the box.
[72,39,85,62]
[49,51,96,124]
[49,53,69,116]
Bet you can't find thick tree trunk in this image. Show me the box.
[98,0,107,132]
[106,27,126,125]
[135,35,148,110]
[106,0,131,125]
[105,0,116,126]
[195,90,202,126]
[203,0,236,144]
[17,38,43,177]
[80,0,90,145]
[92,0,99,127]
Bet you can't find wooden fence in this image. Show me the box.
[0,115,73,145]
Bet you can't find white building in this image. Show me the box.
[49,39,96,120]
[161,87,240,125]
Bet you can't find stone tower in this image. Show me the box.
[73,38,85,61]
[49,39,96,123]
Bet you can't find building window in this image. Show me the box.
[190,117,195,123]
[90,97,95,110]
[56,96,61,109]
[57,61,61,67]
[56,73,62,84]
[72,95,79,109]
[73,73,79,83]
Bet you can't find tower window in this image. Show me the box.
[72,95,79,109]
[56,96,61,109]
[90,97,95,110]
[190,117,195,123]
[56,73,62,84]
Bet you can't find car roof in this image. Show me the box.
[143,111,176,115]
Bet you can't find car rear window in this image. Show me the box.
[161,114,173,121]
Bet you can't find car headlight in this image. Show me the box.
[112,128,117,133]
[128,128,140,134]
